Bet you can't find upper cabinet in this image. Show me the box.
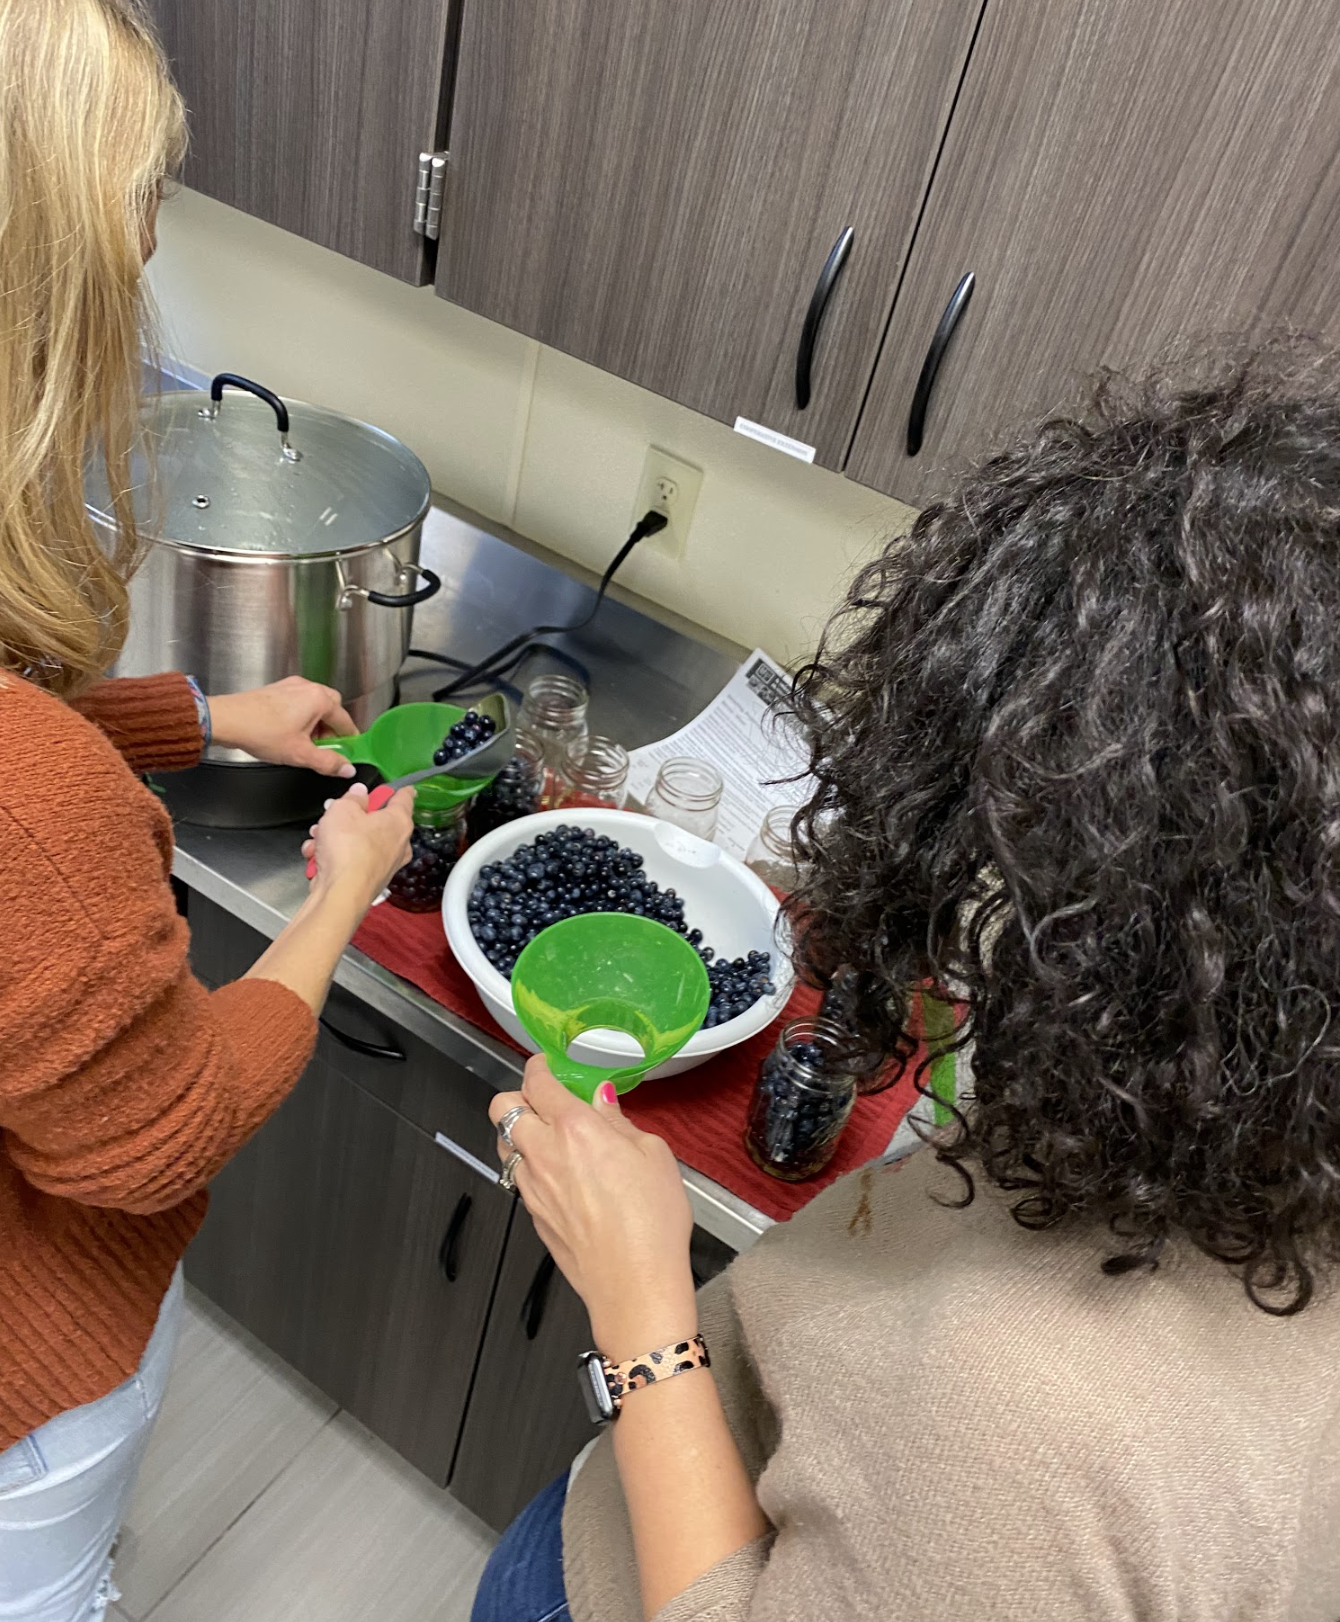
[435,0,985,471]
[848,0,1340,501]
[156,0,1340,505]
[152,0,458,284]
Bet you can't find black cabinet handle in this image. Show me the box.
[365,562,442,610]
[439,1194,472,1283]
[209,372,290,436]
[906,272,975,456]
[319,1016,407,1063]
[794,227,854,411]
[520,1253,557,1341]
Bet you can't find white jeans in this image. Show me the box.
[0,1268,183,1622]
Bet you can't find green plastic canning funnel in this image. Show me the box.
[511,913,712,1103]
[316,697,507,812]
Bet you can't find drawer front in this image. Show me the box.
[186,890,499,1166]
[316,982,499,1167]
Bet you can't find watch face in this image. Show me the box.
[578,1351,616,1426]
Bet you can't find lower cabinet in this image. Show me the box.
[182,886,740,1525]
[187,1052,511,1484]
[449,1211,600,1530]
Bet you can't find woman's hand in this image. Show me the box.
[489,1058,698,1359]
[301,782,416,910]
[207,677,359,778]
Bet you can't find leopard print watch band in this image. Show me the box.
[604,1334,711,1410]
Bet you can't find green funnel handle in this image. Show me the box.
[316,735,378,766]
[545,1056,650,1104]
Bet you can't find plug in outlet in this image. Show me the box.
[633,448,702,561]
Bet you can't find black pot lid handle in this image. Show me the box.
[205,374,301,462]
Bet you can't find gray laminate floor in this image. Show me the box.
[109,1288,496,1622]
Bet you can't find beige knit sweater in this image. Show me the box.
[563,1147,1340,1621]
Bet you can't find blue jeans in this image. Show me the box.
[0,1268,184,1622]
[471,1471,571,1622]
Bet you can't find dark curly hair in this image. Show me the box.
[789,347,1340,1313]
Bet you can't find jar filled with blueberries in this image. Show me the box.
[466,729,546,842]
[745,1017,858,1181]
[387,803,467,913]
[818,969,890,1094]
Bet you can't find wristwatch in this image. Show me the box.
[184,674,212,747]
[578,1334,710,1425]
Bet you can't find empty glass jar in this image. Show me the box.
[552,735,630,811]
[643,756,723,840]
[519,674,590,770]
[745,804,804,892]
[746,1017,858,1181]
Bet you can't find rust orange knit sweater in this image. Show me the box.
[0,672,316,1450]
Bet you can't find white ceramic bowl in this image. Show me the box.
[443,808,794,1078]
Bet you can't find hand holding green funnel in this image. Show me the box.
[510,913,711,1102]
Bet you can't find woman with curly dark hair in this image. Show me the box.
[473,352,1340,1622]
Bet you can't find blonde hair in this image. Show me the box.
[0,0,185,697]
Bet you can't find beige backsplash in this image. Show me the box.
[147,188,915,666]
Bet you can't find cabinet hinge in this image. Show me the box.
[414,150,449,242]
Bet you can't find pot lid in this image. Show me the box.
[86,373,431,557]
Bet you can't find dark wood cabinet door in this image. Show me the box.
[152,0,457,283]
[848,0,1340,503]
[451,1215,739,1530]
[448,1211,597,1531]
[187,1057,511,1484]
[439,0,984,468]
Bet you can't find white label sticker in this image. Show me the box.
[732,417,817,463]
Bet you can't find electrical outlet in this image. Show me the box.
[633,448,702,560]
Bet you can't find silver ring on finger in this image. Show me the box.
[496,1104,530,1150]
[498,1149,524,1195]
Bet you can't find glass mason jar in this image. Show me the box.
[386,802,467,913]
[745,1017,858,1181]
[466,729,547,842]
[643,755,724,840]
[519,674,590,770]
[552,735,630,811]
[818,969,891,1095]
[745,804,804,892]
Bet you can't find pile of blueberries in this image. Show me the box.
[746,1034,853,1180]
[432,709,497,768]
[467,824,775,1027]
[703,951,777,1029]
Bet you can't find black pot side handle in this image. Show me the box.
[905,272,976,456]
[365,562,442,610]
[795,227,855,411]
[438,1193,473,1284]
[207,373,300,463]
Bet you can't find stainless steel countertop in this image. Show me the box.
[172,501,774,1252]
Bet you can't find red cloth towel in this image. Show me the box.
[351,905,927,1222]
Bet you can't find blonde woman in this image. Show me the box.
[0,5,415,1616]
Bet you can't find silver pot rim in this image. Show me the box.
[128,505,430,564]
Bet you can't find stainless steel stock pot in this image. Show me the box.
[89,373,436,825]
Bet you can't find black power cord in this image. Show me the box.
[412,508,668,703]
